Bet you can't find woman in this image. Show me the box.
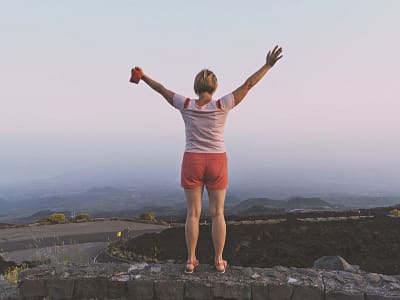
[131,45,283,273]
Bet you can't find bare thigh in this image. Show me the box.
[207,188,227,216]
[185,185,204,216]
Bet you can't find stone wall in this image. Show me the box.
[10,262,400,299]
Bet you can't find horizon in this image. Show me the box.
[1,1,400,196]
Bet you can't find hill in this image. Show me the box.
[286,196,333,209]
[229,196,336,215]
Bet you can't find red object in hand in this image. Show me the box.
[130,67,143,84]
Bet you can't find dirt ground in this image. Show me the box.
[113,214,400,275]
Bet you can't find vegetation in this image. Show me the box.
[390,209,400,216]
[5,264,28,284]
[75,213,91,221]
[48,213,66,224]
[140,211,156,222]
[36,217,50,223]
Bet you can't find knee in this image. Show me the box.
[210,210,225,220]
[187,210,201,220]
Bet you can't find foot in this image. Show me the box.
[214,259,228,273]
[185,259,199,274]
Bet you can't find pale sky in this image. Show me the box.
[1,0,399,192]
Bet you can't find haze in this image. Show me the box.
[1,1,399,196]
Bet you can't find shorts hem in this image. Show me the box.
[205,185,228,190]
[181,184,228,190]
[181,184,204,189]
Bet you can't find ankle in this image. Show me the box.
[214,256,223,263]
[187,256,197,262]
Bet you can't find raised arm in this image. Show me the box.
[131,67,175,106]
[232,45,283,106]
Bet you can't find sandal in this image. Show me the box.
[184,259,200,274]
[214,259,228,273]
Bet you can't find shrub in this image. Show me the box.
[390,209,400,216]
[75,213,91,221]
[36,217,49,223]
[140,211,156,222]
[48,213,66,224]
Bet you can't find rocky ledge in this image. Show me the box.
[11,260,400,300]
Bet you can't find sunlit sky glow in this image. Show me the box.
[1,1,399,192]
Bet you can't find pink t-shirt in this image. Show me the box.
[173,93,235,153]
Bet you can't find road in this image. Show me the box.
[0,220,168,264]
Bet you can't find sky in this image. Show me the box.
[1,1,399,194]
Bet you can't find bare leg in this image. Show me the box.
[184,186,203,268]
[207,188,227,270]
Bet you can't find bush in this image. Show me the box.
[36,217,49,223]
[48,213,66,224]
[140,211,156,222]
[390,209,400,216]
[75,213,91,221]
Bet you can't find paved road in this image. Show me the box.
[0,221,168,264]
[0,220,166,242]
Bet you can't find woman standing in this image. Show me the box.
[131,45,283,273]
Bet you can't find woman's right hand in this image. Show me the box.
[130,66,144,84]
[134,66,144,76]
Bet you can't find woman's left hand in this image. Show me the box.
[266,46,283,67]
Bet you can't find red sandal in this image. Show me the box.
[184,259,200,274]
[214,259,228,273]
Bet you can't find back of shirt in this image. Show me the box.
[173,93,235,153]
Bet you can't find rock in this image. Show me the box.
[292,285,324,300]
[47,278,74,300]
[18,279,46,299]
[150,266,162,273]
[184,280,212,300]
[154,280,184,300]
[366,296,400,300]
[268,284,293,300]
[326,291,365,299]
[108,279,126,299]
[127,279,154,299]
[74,276,108,299]
[313,256,361,273]
[211,280,251,300]
[15,263,400,300]
[0,280,19,300]
[251,283,269,300]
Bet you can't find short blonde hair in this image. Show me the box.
[194,69,218,95]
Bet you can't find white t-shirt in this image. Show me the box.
[173,93,235,153]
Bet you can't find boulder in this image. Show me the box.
[313,256,361,273]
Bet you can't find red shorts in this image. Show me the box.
[181,152,228,190]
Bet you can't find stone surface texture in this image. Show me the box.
[8,262,400,300]
[313,256,361,273]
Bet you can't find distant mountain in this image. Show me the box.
[0,186,138,218]
[287,197,333,209]
[230,196,336,215]
[325,195,400,209]
[92,204,187,220]
[235,205,285,216]
[6,209,71,224]
[230,198,286,212]
[30,209,58,218]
